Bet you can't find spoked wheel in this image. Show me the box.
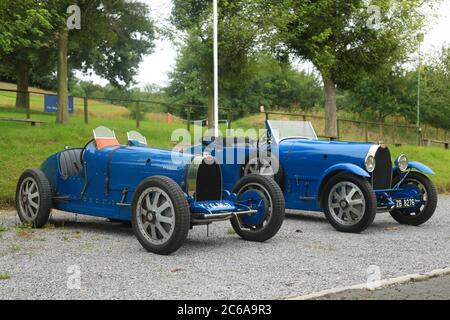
[15,169,53,228]
[243,152,283,186]
[390,172,438,226]
[131,176,190,255]
[244,157,276,176]
[231,174,285,242]
[322,173,376,233]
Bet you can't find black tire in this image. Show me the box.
[322,172,376,233]
[242,151,283,186]
[230,174,285,242]
[131,176,190,255]
[15,169,53,228]
[389,172,438,226]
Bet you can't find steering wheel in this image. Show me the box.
[80,139,95,165]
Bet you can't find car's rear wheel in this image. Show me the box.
[322,172,376,233]
[131,176,190,255]
[15,169,53,228]
[389,172,438,226]
[230,174,285,242]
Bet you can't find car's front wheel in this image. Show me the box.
[322,172,376,233]
[389,172,438,226]
[131,176,190,255]
[231,174,285,242]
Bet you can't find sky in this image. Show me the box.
[78,0,450,88]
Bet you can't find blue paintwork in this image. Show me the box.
[195,121,434,213]
[40,140,256,223]
[406,161,435,175]
[238,190,267,226]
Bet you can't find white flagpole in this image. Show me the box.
[213,0,219,137]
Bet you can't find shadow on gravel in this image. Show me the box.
[48,217,134,236]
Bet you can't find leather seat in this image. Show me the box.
[60,149,83,177]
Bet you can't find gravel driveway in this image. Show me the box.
[1,196,449,300]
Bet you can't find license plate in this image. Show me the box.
[395,198,416,209]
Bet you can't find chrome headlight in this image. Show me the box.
[365,155,376,173]
[396,154,409,172]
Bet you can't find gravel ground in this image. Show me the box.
[0,196,449,300]
[315,274,450,300]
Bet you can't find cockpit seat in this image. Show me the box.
[60,149,83,177]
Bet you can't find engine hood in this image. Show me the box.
[278,139,375,175]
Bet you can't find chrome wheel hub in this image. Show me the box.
[18,177,40,221]
[328,182,366,226]
[136,187,175,245]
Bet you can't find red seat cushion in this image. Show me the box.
[95,138,120,149]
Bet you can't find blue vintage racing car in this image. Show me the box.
[15,127,285,255]
[195,120,438,233]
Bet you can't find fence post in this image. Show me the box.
[336,119,340,140]
[83,97,89,124]
[379,123,383,142]
[417,127,422,146]
[187,106,191,132]
[26,91,30,119]
[392,124,396,145]
[227,110,232,130]
[364,122,369,142]
[136,101,140,129]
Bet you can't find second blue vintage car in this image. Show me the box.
[15,127,285,255]
[194,120,438,233]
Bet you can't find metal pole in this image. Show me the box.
[187,106,191,132]
[84,97,88,124]
[136,101,140,129]
[213,0,219,137]
[417,34,424,145]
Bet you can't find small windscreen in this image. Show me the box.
[93,126,116,139]
[268,120,318,141]
[127,131,147,145]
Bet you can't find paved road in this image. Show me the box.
[314,274,450,300]
[0,196,449,300]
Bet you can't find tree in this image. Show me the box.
[418,46,450,130]
[167,51,323,119]
[171,0,261,127]
[46,0,156,124]
[265,0,434,137]
[0,0,56,109]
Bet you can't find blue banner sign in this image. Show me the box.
[44,95,74,113]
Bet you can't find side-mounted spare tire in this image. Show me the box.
[231,174,285,242]
[15,169,53,228]
[131,176,190,255]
